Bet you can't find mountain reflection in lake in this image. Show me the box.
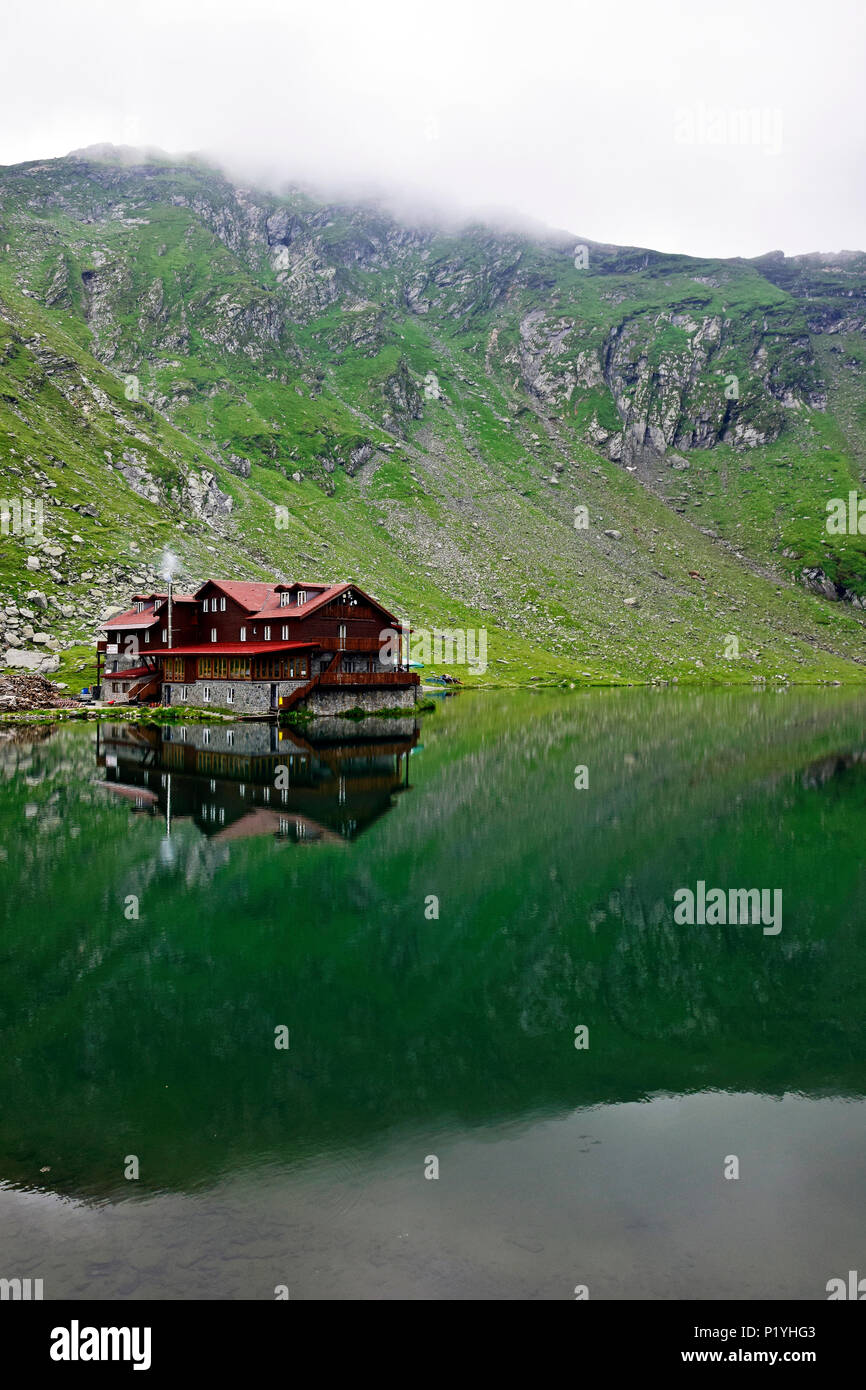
[0,689,864,1300]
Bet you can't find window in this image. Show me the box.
[198,657,212,679]
[281,624,289,640]
[213,657,227,679]
[297,590,306,606]
[280,592,290,607]
[203,598,209,613]
[203,729,211,745]
[220,597,226,611]
[251,654,308,680]
[211,627,217,643]
[227,687,234,704]
[339,623,347,649]
[264,626,271,641]
[229,657,250,679]
[239,627,247,642]
[145,630,150,644]
[162,628,167,643]
[203,687,211,702]
[226,731,234,747]
[177,687,186,701]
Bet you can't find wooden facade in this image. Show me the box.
[99,579,418,713]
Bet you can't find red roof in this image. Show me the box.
[252,583,342,619]
[194,580,274,610]
[254,582,400,624]
[106,580,400,633]
[104,665,152,680]
[155,641,316,656]
[104,610,160,629]
[191,578,399,625]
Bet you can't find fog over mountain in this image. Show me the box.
[2,0,865,258]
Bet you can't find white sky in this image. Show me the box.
[2,0,865,258]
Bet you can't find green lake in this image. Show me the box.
[1,688,864,1299]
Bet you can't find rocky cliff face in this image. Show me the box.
[1,150,840,476]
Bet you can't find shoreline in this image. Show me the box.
[1,676,863,725]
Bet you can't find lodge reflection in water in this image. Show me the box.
[95,717,419,843]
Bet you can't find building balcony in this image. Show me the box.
[335,637,391,653]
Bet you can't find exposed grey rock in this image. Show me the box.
[5,648,43,669]
[117,450,162,504]
[181,469,233,518]
[348,442,375,473]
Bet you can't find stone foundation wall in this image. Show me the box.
[104,679,132,701]
[163,680,417,716]
[163,679,305,714]
[303,686,417,715]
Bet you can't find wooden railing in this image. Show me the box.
[319,670,420,687]
[336,637,386,653]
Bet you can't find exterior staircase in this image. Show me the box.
[277,652,342,712]
[126,672,162,704]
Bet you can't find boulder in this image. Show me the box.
[5,649,43,670]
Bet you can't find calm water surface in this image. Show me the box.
[1,688,864,1299]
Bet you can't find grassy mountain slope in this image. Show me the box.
[1,147,865,687]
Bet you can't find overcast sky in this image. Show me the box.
[2,0,865,258]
